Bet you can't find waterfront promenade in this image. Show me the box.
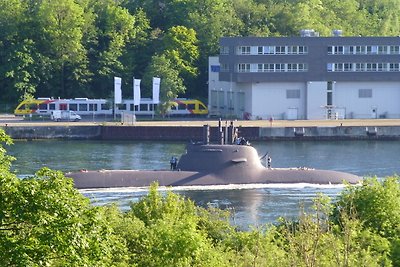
[2,114,400,127]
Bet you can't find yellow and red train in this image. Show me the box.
[14,98,208,117]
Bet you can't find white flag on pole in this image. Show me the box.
[133,78,141,106]
[114,77,122,104]
[152,77,160,104]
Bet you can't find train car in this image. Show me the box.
[14,97,208,117]
[14,98,112,116]
[169,99,208,116]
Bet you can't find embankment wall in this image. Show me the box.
[2,125,400,141]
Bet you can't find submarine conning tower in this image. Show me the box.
[178,143,265,173]
[177,120,265,177]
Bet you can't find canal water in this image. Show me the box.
[7,140,400,228]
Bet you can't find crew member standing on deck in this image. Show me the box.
[170,156,176,170]
[267,156,272,169]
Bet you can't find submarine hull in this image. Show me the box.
[67,144,361,189]
[67,168,360,189]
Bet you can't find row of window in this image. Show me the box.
[39,103,108,111]
[328,45,400,55]
[38,102,156,112]
[210,90,245,111]
[221,45,400,56]
[237,63,308,72]
[328,62,400,72]
[236,46,308,55]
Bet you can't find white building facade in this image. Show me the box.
[208,35,400,120]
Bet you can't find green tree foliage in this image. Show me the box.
[163,26,199,78]
[2,0,400,106]
[86,0,138,98]
[122,184,232,266]
[232,0,271,37]
[0,128,399,266]
[334,176,400,265]
[143,54,186,115]
[0,129,124,266]
[0,0,36,100]
[35,0,88,97]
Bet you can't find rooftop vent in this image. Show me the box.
[300,29,319,37]
[332,29,343,37]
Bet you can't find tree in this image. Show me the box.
[85,0,137,98]
[163,26,199,78]
[334,176,400,265]
[125,183,231,266]
[232,0,271,37]
[34,0,89,97]
[0,128,125,266]
[143,54,185,116]
[0,0,37,101]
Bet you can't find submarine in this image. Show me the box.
[67,121,361,189]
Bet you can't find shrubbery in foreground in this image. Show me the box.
[1,130,399,266]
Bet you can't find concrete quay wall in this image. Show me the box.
[2,125,400,141]
[259,126,400,140]
[3,126,101,140]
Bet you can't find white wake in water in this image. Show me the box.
[79,183,348,194]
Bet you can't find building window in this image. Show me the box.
[275,46,286,54]
[263,46,273,54]
[227,91,234,110]
[334,46,344,54]
[327,82,333,105]
[287,63,296,72]
[288,46,297,54]
[298,63,307,71]
[366,63,377,71]
[239,63,308,73]
[389,63,400,71]
[355,63,363,71]
[220,63,229,72]
[390,46,400,54]
[335,63,344,71]
[238,46,250,55]
[329,45,397,55]
[359,89,372,98]
[286,89,300,99]
[378,46,388,54]
[275,63,285,72]
[356,46,366,54]
[218,91,225,110]
[377,63,385,71]
[257,46,263,54]
[237,92,245,112]
[298,46,307,54]
[220,46,229,55]
[265,64,274,72]
[238,63,250,72]
[343,63,352,71]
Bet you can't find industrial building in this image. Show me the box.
[208,31,400,120]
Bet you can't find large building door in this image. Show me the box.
[287,108,298,120]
